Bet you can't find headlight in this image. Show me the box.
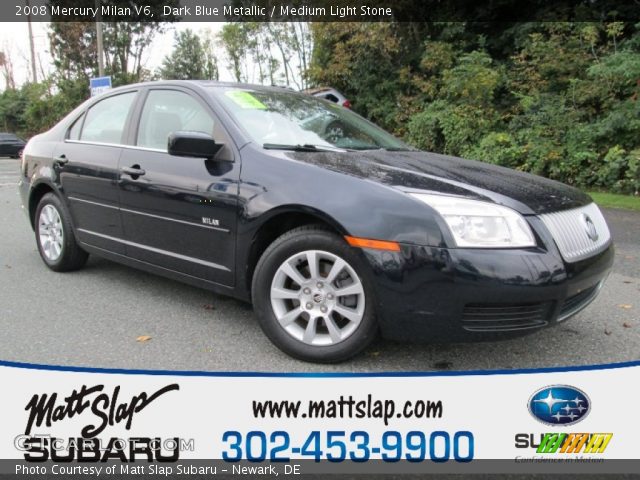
[410,193,536,248]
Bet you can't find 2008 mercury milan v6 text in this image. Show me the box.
[19,81,613,362]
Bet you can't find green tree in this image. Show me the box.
[157,29,219,80]
[218,22,310,88]
[219,24,249,82]
[0,81,75,137]
[48,0,175,101]
[0,87,26,132]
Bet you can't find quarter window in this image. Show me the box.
[79,92,136,144]
[68,115,84,140]
[137,90,214,150]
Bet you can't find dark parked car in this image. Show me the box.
[18,81,613,362]
[0,132,26,158]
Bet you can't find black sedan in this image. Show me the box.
[18,81,613,362]
[0,132,26,158]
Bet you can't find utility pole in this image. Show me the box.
[95,0,104,76]
[26,0,37,83]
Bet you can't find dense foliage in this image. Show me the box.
[310,22,640,193]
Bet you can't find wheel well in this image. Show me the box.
[246,211,343,293]
[28,184,54,229]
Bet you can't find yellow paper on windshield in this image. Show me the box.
[225,90,267,109]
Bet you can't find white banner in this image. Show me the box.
[0,360,638,474]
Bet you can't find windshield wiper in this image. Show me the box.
[263,143,345,152]
[351,146,415,152]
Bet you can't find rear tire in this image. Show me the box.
[35,193,88,272]
[252,226,378,363]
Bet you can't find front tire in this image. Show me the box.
[252,226,378,363]
[35,193,88,272]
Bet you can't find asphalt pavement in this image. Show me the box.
[0,157,638,372]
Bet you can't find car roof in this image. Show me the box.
[106,80,303,95]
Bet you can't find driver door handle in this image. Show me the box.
[121,166,146,177]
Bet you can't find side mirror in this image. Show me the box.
[167,131,223,159]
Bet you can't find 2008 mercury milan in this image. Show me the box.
[19,81,613,362]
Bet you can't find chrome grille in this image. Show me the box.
[539,203,611,263]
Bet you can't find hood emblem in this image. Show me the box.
[581,213,598,241]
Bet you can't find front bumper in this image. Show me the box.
[362,237,614,343]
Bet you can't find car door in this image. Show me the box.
[59,90,138,254]
[117,87,239,286]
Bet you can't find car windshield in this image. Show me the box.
[208,86,411,151]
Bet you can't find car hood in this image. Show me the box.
[289,150,591,215]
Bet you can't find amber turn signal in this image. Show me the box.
[344,236,401,252]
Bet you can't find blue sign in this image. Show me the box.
[90,76,112,97]
[528,385,590,426]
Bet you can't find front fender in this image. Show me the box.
[238,146,446,247]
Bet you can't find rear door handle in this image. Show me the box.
[53,154,68,166]
[121,166,146,177]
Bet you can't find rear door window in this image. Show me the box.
[80,92,136,144]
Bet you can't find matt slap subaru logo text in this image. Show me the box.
[528,385,590,426]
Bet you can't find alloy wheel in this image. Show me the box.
[38,204,64,261]
[270,250,365,346]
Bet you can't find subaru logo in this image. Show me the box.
[528,385,590,426]
[581,213,598,241]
